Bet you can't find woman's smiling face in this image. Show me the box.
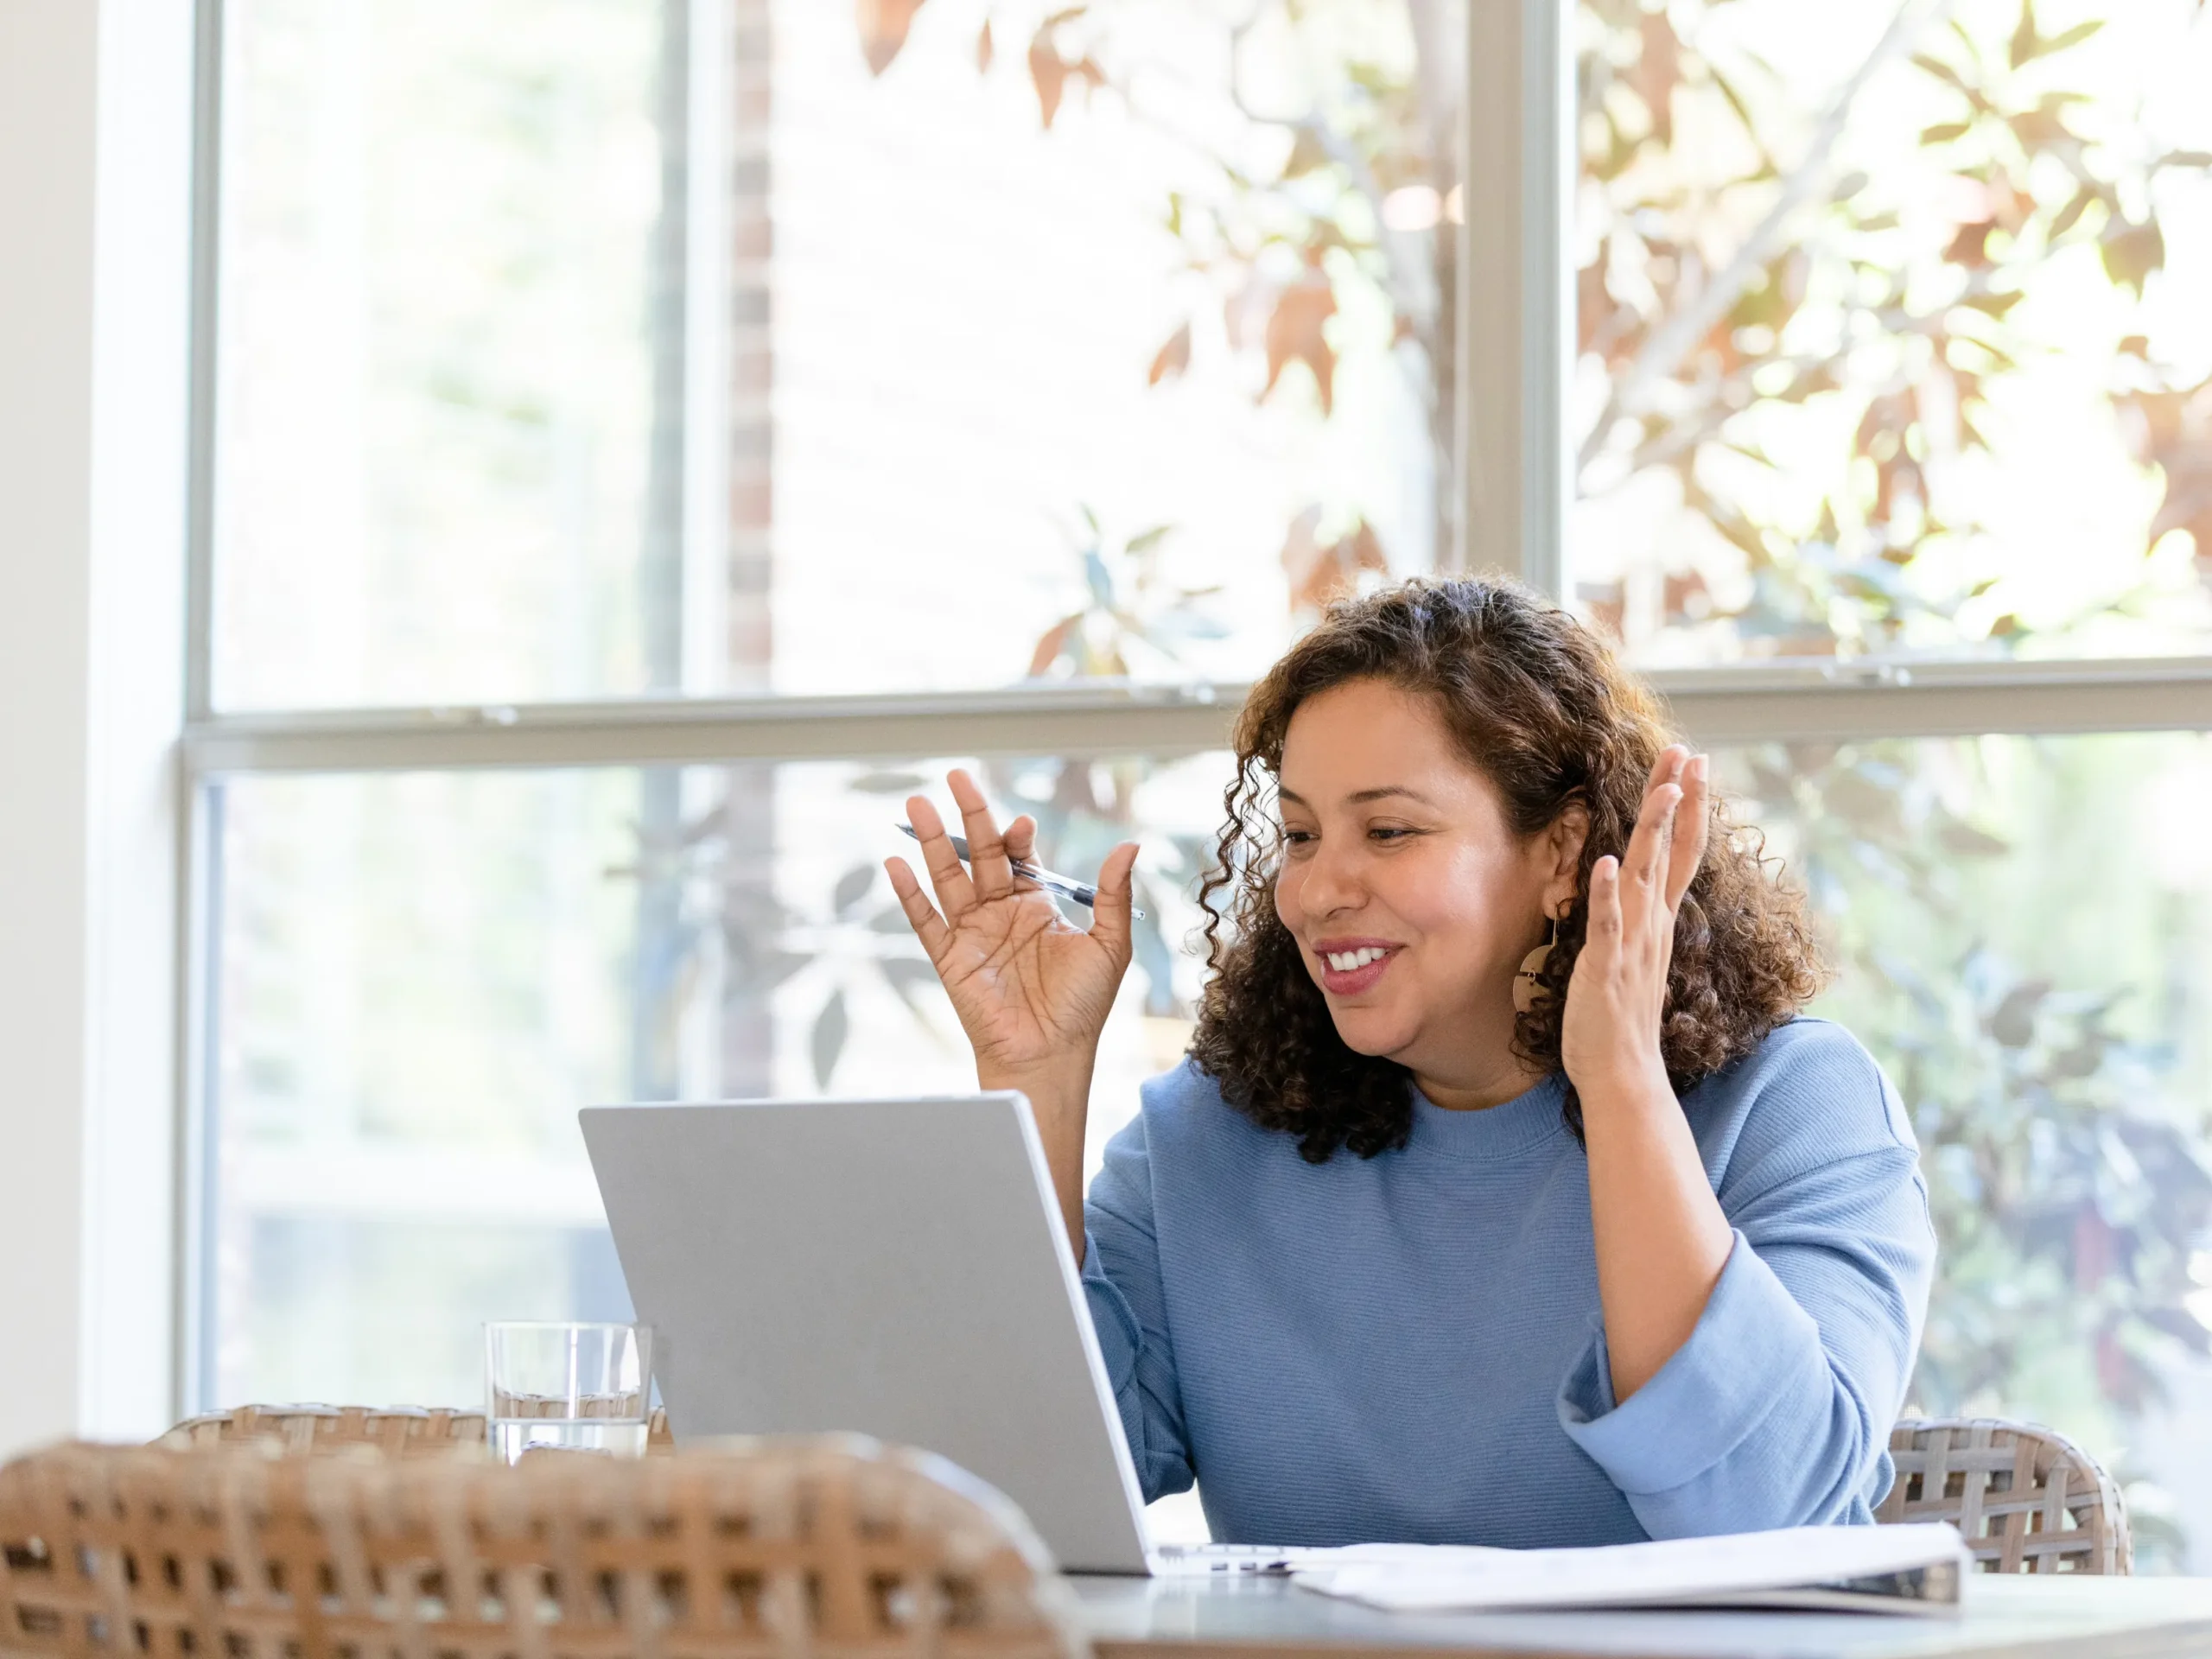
[1274,677,1577,1095]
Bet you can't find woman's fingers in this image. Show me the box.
[1585,854,1623,963]
[904,793,977,919]
[884,857,953,963]
[1004,813,1039,871]
[1664,753,1711,912]
[1643,743,1689,797]
[947,768,1014,900]
[1086,842,1141,958]
[1622,778,1683,921]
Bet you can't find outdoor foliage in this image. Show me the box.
[1577,0,2212,654]
[866,0,1464,587]
[1740,739,2212,1565]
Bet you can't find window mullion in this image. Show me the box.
[1463,0,1573,595]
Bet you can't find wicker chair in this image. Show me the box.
[157,1403,489,1459]
[1878,1416,2131,1574]
[158,1403,678,1457]
[0,1434,1086,1659]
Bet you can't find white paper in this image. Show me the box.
[1290,1523,1969,1612]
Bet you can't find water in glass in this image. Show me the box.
[484,1321,652,1463]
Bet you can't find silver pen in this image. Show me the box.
[896,824,1147,919]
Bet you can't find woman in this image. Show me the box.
[886,578,1934,1548]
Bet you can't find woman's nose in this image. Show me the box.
[1296,838,1366,918]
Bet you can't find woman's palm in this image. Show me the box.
[886,773,1139,1084]
[930,887,1126,1072]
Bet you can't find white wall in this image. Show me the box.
[0,0,192,1455]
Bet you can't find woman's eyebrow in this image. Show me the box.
[1276,785,1438,808]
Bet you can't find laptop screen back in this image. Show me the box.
[580,1094,1151,1573]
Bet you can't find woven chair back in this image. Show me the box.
[157,1405,678,1459]
[0,1434,1085,1659]
[157,1405,487,1459]
[1878,1416,2130,1574]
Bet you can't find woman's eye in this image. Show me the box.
[1369,826,1414,842]
[1281,829,1317,846]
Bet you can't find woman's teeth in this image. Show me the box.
[1325,947,1390,971]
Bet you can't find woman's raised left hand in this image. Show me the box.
[1560,746,1710,1101]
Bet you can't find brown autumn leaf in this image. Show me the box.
[1578,580,1627,642]
[1030,35,1067,127]
[855,0,926,76]
[1027,612,1082,677]
[1627,10,1681,144]
[1281,508,1388,612]
[976,18,993,71]
[1223,279,1271,350]
[1662,569,1710,623]
[1148,321,1192,385]
[1943,219,1996,267]
[1577,256,1610,354]
[1263,279,1338,414]
[2128,379,2212,547]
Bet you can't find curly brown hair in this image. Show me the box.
[1188,576,1826,1161]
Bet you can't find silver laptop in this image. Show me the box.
[579,1093,1290,1576]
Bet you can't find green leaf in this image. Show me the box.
[2008,0,2037,69]
[832,862,875,917]
[2101,220,2167,297]
[1961,289,2026,319]
[1989,979,2051,1047]
[1911,51,1970,92]
[1124,524,1175,554]
[1938,823,2012,857]
[727,947,813,996]
[2036,19,2104,57]
[1708,66,1758,138]
[2048,184,2099,239]
[1921,122,1972,144]
[810,988,849,1088]
[848,769,929,796]
[878,957,944,1019]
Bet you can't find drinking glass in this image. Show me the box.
[483,1320,653,1462]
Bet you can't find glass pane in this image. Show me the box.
[212,0,1463,708]
[1712,730,2212,1571]
[1573,1,2212,664]
[207,734,2212,1565]
[206,757,1219,1440]
[213,0,685,708]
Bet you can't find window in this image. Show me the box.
[1573,0,2212,663]
[186,0,2212,1566]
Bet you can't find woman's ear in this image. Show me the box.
[1543,801,1591,917]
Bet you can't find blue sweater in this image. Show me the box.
[1080,1019,1935,1548]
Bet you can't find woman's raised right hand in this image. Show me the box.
[884,769,1140,1088]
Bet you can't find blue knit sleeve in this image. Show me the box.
[1083,1106,1196,1503]
[1555,1022,1936,1536]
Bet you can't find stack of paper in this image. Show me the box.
[1290,1524,1971,1616]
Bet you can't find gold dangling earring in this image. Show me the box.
[1513,914,1560,1016]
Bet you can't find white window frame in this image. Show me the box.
[9,0,2203,1443]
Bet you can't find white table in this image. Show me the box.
[1067,1571,2212,1658]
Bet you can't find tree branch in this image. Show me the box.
[1580,0,1953,474]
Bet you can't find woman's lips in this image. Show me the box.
[1316,944,1399,997]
